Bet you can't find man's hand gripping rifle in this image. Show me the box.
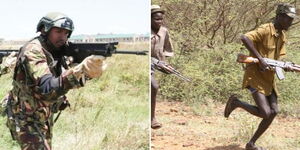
[237,53,300,80]
[151,57,191,82]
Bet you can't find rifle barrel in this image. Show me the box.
[115,50,148,55]
[290,66,300,72]
[172,71,191,82]
[0,50,19,53]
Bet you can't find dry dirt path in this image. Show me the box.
[151,101,300,150]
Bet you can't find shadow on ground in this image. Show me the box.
[204,144,244,150]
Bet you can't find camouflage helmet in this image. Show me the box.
[37,12,74,37]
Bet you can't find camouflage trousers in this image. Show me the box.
[7,119,52,150]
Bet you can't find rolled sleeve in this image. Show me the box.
[244,26,267,43]
[163,31,174,57]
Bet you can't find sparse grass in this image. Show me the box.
[0,42,149,150]
[232,113,258,143]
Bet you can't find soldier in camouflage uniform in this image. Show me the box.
[3,12,106,150]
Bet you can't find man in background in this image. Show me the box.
[151,5,174,129]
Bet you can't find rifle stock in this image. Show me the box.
[236,53,259,63]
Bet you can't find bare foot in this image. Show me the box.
[224,95,238,118]
[246,142,266,150]
[151,118,162,129]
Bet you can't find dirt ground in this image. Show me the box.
[151,101,300,150]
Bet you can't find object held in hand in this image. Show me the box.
[237,53,300,80]
[151,57,191,82]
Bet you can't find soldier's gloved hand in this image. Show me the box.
[73,55,107,79]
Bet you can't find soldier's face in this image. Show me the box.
[278,14,294,30]
[151,12,164,31]
[48,27,70,48]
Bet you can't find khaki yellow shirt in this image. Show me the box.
[242,23,287,96]
[151,26,174,61]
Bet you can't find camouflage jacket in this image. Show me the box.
[7,36,81,130]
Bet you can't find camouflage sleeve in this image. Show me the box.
[24,44,51,78]
[24,43,82,101]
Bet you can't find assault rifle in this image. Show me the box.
[0,42,148,64]
[64,42,148,63]
[237,53,300,80]
[151,57,191,82]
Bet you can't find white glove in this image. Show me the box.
[72,55,107,79]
